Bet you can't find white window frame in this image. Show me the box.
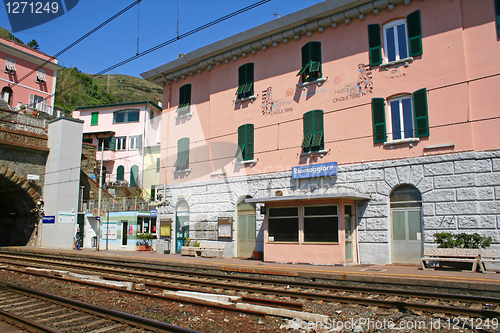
[113,109,140,123]
[383,19,409,64]
[129,136,141,150]
[388,95,414,141]
[116,137,127,150]
[29,93,47,112]
[36,69,47,83]
[4,57,16,73]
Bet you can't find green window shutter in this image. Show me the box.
[108,136,116,151]
[413,88,429,137]
[297,43,311,76]
[371,98,387,143]
[174,138,190,169]
[407,10,423,57]
[244,124,254,161]
[311,110,324,149]
[91,112,99,126]
[368,24,382,66]
[301,111,314,149]
[237,125,246,157]
[156,158,160,172]
[310,42,322,77]
[117,165,124,181]
[237,124,254,160]
[150,185,156,201]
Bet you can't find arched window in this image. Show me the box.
[390,184,422,208]
[116,165,124,181]
[1,87,13,106]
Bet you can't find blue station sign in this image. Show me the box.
[42,216,55,224]
[150,209,158,217]
[292,162,338,179]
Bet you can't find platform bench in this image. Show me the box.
[421,248,480,272]
[195,243,224,259]
[479,249,500,273]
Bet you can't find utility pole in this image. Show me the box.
[97,141,104,251]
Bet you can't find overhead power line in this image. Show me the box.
[9,0,142,90]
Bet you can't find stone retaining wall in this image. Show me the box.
[156,150,500,263]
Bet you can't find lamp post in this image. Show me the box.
[96,141,104,251]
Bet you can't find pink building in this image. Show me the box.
[1,36,62,115]
[73,101,162,193]
[142,0,500,265]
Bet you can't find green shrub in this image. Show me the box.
[434,232,492,249]
[137,232,154,246]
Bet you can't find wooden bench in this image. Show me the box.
[195,243,225,259]
[478,249,500,273]
[421,248,480,272]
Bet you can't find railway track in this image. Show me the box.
[1,251,499,321]
[0,282,200,333]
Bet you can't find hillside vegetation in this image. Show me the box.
[1,27,163,111]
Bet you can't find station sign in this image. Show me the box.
[42,216,55,223]
[292,162,338,179]
[150,209,157,217]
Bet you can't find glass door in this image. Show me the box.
[391,209,422,264]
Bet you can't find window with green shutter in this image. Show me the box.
[236,63,254,99]
[174,138,190,170]
[297,42,322,82]
[371,89,429,144]
[91,112,99,126]
[369,10,422,66]
[177,84,191,116]
[236,124,254,161]
[301,110,324,152]
[368,24,382,66]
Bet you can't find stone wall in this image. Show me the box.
[156,150,500,262]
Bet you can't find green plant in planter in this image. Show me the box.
[192,240,200,247]
[434,232,492,249]
[137,232,154,247]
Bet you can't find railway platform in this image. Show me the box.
[2,246,500,295]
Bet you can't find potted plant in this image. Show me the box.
[136,232,154,251]
[33,108,39,117]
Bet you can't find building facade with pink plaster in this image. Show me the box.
[142,0,500,265]
[73,101,162,198]
[1,36,62,115]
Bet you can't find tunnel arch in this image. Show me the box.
[0,174,38,246]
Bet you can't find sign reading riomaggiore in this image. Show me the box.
[3,0,79,33]
[292,162,338,179]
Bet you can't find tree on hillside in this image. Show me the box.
[27,39,39,50]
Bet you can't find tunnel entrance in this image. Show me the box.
[0,175,37,246]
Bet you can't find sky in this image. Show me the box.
[1,0,326,78]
